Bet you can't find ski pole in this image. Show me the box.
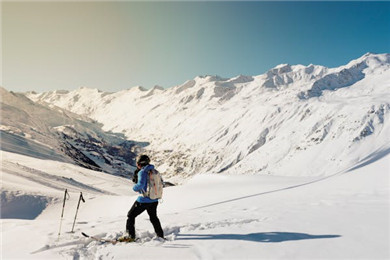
[58,189,70,240]
[71,192,85,233]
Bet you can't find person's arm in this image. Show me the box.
[133,168,147,193]
[132,168,140,183]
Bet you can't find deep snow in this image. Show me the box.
[1,53,390,259]
[1,150,389,259]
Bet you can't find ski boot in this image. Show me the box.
[118,232,137,243]
[118,236,136,243]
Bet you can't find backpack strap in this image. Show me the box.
[151,170,158,197]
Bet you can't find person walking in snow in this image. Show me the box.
[119,155,164,242]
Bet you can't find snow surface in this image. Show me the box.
[1,150,389,259]
[1,53,390,259]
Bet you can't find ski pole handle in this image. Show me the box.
[58,189,70,240]
[71,192,85,233]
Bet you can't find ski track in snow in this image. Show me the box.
[35,217,268,259]
[1,151,389,259]
[26,164,372,259]
[2,161,110,195]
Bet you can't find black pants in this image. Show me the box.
[126,201,164,239]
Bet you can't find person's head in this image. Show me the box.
[136,154,150,168]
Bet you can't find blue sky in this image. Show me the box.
[3,1,390,92]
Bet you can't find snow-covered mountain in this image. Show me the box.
[1,53,389,259]
[26,53,390,180]
[0,87,140,176]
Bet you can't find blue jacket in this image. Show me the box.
[133,164,159,203]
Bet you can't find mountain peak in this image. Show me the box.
[195,75,229,83]
[267,64,292,76]
[344,53,390,70]
[152,85,165,91]
[77,87,105,93]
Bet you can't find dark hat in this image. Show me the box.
[137,154,150,166]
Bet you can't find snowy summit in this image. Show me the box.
[26,53,390,180]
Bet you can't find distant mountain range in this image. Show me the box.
[2,53,389,181]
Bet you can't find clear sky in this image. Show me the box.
[2,1,390,92]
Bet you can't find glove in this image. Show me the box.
[132,168,140,183]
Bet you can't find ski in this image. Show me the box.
[82,232,118,245]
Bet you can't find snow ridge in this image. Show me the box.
[18,53,390,180]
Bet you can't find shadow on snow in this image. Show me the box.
[177,232,341,243]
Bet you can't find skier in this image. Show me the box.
[118,155,164,242]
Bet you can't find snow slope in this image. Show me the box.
[1,87,140,176]
[1,53,389,259]
[27,53,390,181]
[1,150,388,259]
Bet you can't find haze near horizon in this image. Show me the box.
[2,1,390,92]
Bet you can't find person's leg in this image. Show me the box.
[126,201,146,238]
[146,202,164,238]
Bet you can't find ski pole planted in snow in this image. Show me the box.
[58,189,70,240]
[71,192,85,233]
